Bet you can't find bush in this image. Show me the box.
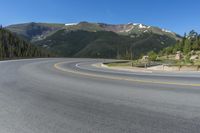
[148,51,157,61]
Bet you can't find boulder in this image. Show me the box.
[190,55,199,60]
[142,56,149,60]
[175,51,182,60]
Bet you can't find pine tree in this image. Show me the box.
[183,39,191,54]
[0,28,52,59]
[188,30,198,40]
[192,37,199,50]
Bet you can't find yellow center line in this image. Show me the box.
[54,62,200,87]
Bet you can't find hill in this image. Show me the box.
[6,22,182,59]
[63,22,181,40]
[157,30,200,65]
[35,29,178,59]
[0,27,51,59]
[6,22,64,42]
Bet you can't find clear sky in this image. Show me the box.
[0,0,200,35]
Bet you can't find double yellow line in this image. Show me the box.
[54,62,200,87]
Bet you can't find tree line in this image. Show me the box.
[160,30,200,55]
[0,27,52,60]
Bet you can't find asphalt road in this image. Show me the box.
[1,58,200,133]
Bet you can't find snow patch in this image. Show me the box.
[131,23,148,28]
[133,23,139,26]
[138,24,147,29]
[162,29,172,33]
[65,23,78,26]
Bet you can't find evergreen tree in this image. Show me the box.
[148,51,157,61]
[192,38,199,50]
[183,39,191,54]
[188,30,198,40]
[0,28,52,59]
[161,30,200,56]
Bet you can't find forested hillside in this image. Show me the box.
[36,30,177,59]
[161,30,200,55]
[0,27,51,59]
[6,22,64,42]
[7,22,181,59]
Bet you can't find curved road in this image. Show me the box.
[1,58,200,133]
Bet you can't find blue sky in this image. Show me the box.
[0,0,200,35]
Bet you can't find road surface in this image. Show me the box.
[0,58,200,133]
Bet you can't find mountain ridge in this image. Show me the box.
[0,27,52,59]
[6,21,181,42]
[6,21,182,59]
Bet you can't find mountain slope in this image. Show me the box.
[64,22,181,40]
[6,22,64,42]
[36,29,177,59]
[6,22,181,41]
[7,22,182,59]
[0,27,51,59]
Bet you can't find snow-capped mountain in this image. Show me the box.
[6,21,181,42]
[5,21,182,59]
[63,22,180,40]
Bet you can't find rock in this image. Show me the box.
[190,55,199,60]
[142,56,149,60]
[190,50,195,55]
[175,51,182,60]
